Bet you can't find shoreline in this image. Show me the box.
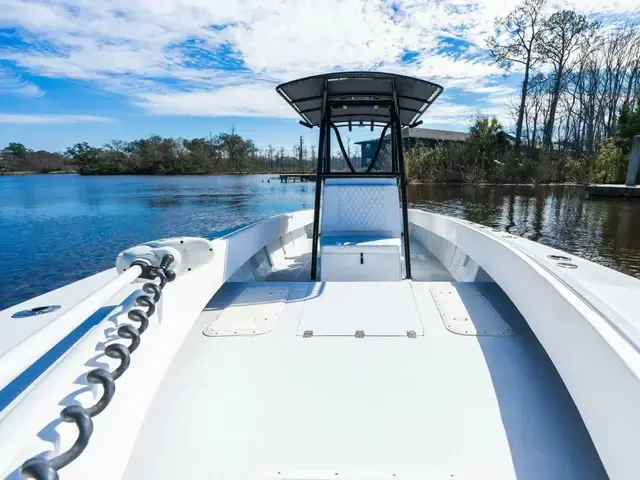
[0,171,590,187]
[0,170,76,176]
[408,180,585,187]
[0,171,309,176]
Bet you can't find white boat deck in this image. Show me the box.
[123,280,605,479]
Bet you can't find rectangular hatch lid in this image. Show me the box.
[296,282,423,337]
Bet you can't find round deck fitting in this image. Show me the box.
[556,262,578,269]
[12,305,61,318]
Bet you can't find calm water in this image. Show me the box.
[1,174,639,309]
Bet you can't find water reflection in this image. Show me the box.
[408,184,640,279]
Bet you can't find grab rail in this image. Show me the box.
[0,266,144,394]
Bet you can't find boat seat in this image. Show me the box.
[321,235,401,254]
[320,178,403,281]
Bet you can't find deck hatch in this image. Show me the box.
[202,286,290,337]
[296,282,423,337]
[430,284,514,337]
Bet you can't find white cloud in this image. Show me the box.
[0,0,638,128]
[411,53,503,89]
[0,69,44,97]
[424,99,512,128]
[137,84,297,117]
[0,114,114,124]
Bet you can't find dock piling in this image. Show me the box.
[279,174,316,183]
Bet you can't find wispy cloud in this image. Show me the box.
[0,0,638,124]
[0,114,114,124]
[0,68,44,97]
[423,98,512,128]
[136,84,298,117]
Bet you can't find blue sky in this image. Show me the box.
[0,0,638,154]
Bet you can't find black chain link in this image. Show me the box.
[20,255,176,480]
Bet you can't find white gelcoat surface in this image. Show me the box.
[321,251,402,282]
[0,269,118,356]
[122,281,605,480]
[0,266,143,393]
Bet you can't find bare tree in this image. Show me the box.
[600,27,640,137]
[548,25,640,152]
[278,147,285,172]
[310,145,317,170]
[487,0,546,148]
[537,10,595,147]
[104,139,128,154]
[522,73,549,147]
[267,144,275,171]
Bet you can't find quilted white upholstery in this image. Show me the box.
[321,178,401,237]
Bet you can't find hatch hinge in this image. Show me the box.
[303,330,314,338]
[407,330,417,338]
[355,330,365,338]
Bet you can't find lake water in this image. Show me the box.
[1,174,639,309]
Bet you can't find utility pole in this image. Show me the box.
[299,136,304,171]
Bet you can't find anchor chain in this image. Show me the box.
[20,255,176,480]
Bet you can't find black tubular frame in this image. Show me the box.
[308,79,414,280]
[392,78,413,279]
[365,123,391,173]
[330,123,356,173]
[309,82,328,279]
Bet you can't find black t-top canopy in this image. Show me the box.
[276,71,443,127]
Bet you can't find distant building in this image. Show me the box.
[355,127,469,169]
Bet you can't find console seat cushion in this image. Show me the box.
[321,235,401,254]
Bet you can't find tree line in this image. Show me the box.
[405,113,640,185]
[0,142,67,173]
[3,108,638,184]
[1,129,316,175]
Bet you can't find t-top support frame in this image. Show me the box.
[309,78,412,280]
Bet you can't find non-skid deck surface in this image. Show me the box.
[124,281,606,480]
